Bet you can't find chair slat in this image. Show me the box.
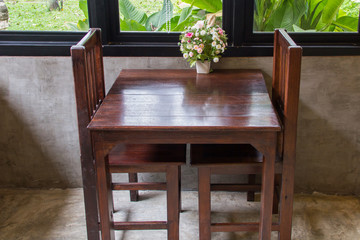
[112,182,167,191]
[211,222,280,232]
[114,221,168,230]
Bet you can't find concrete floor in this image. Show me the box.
[0,189,359,240]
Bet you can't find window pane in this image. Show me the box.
[1,0,88,31]
[253,0,359,33]
[119,0,223,32]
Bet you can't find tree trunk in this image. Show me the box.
[48,0,63,11]
[0,0,9,30]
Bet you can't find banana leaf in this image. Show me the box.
[145,0,173,31]
[119,0,148,25]
[265,0,307,31]
[120,19,147,31]
[333,16,358,32]
[321,0,344,25]
[79,0,88,19]
[181,0,222,13]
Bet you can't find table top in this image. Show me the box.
[88,69,280,132]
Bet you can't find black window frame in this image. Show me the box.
[1,0,360,56]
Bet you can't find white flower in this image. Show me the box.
[186,44,192,49]
[213,57,219,63]
[212,41,217,46]
[194,20,205,29]
[212,36,217,40]
[216,44,221,49]
[183,53,189,59]
[200,30,206,36]
[215,50,220,54]
[195,32,199,37]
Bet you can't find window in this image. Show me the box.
[118,0,223,32]
[1,0,360,56]
[253,0,359,33]
[1,0,88,31]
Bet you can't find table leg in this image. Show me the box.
[94,142,115,240]
[259,143,276,240]
[198,167,211,240]
[167,165,180,240]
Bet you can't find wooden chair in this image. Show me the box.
[71,28,186,240]
[190,29,302,239]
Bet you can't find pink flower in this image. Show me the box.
[197,48,203,54]
[218,28,223,35]
[185,32,194,38]
[187,40,191,43]
[189,52,194,57]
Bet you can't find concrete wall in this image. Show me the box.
[0,56,359,195]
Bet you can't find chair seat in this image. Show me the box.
[191,144,282,174]
[191,144,263,165]
[109,144,186,166]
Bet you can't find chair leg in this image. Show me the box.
[278,163,295,240]
[178,165,182,214]
[94,148,115,240]
[167,165,180,240]
[272,174,282,214]
[128,173,139,201]
[247,174,256,202]
[259,148,275,240]
[198,167,211,240]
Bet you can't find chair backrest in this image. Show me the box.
[272,29,302,161]
[71,28,105,165]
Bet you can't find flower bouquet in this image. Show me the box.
[179,20,227,73]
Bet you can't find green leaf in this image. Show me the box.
[119,0,148,24]
[293,24,316,32]
[78,19,89,31]
[173,16,197,31]
[293,24,305,32]
[321,0,344,24]
[66,22,80,31]
[179,6,193,24]
[181,0,222,13]
[170,6,194,31]
[120,19,147,31]
[145,0,173,31]
[333,16,358,32]
[79,0,88,19]
[266,0,306,31]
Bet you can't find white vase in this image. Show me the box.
[196,60,211,74]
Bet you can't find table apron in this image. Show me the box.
[91,130,279,155]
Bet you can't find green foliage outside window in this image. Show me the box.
[119,0,223,32]
[0,0,359,32]
[254,0,360,32]
[3,0,86,31]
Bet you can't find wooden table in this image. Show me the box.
[88,69,281,240]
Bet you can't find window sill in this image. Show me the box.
[1,42,360,57]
